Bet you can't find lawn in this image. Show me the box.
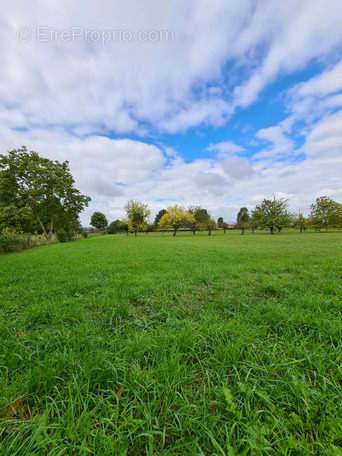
[0,230,342,455]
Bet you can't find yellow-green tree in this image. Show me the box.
[124,200,150,236]
[158,205,195,236]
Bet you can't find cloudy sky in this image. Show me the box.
[2,0,342,224]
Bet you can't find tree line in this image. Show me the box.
[1,148,342,242]
[92,196,342,236]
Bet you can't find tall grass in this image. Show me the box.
[0,231,341,455]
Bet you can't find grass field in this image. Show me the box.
[0,230,342,455]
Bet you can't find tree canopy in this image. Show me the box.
[0,146,91,239]
[217,217,224,227]
[309,196,342,231]
[251,198,290,234]
[158,205,195,236]
[90,212,108,230]
[124,200,150,236]
[153,209,167,229]
[236,207,250,234]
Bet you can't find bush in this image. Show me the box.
[56,229,68,243]
[82,231,88,238]
[0,231,28,253]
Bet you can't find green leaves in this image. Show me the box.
[124,200,150,235]
[251,198,290,234]
[310,196,342,231]
[90,212,108,230]
[0,146,91,237]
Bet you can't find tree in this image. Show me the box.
[187,205,201,234]
[124,200,150,236]
[206,218,216,236]
[309,196,342,231]
[293,212,308,234]
[158,205,195,236]
[217,217,223,227]
[195,209,216,235]
[251,198,290,234]
[236,207,250,234]
[187,206,211,234]
[90,212,108,230]
[108,219,121,234]
[153,209,167,229]
[0,146,91,240]
[221,222,228,234]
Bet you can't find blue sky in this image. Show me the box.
[1,0,342,224]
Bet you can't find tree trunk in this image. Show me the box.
[134,229,137,237]
[35,212,49,240]
[300,226,303,234]
[223,229,226,234]
[49,218,54,242]
[241,228,244,235]
[192,229,196,235]
[270,227,274,234]
[173,228,177,236]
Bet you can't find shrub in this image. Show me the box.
[0,231,28,253]
[56,229,68,243]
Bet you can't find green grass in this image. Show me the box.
[0,230,342,455]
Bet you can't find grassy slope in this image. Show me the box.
[0,231,342,455]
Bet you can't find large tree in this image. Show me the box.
[251,198,290,234]
[158,205,195,236]
[309,196,342,231]
[90,212,108,230]
[124,200,150,236]
[0,147,90,240]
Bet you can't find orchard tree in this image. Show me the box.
[195,209,216,235]
[153,209,167,229]
[206,218,216,236]
[0,146,90,240]
[294,212,308,234]
[90,212,108,230]
[236,207,250,234]
[158,205,195,236]
[124,200,150,236]
[251,198,290,234]
[309,196,342,231]
[187,205,201,234]
[188,206,211,234]
[221,222,228,234]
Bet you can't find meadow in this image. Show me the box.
[0,230,341,455]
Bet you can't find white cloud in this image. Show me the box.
[1,0,342,225]
[254,126,295,160]
[206,141,244,155]
[222,156,254,178]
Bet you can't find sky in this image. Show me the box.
[1,0,342,225]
